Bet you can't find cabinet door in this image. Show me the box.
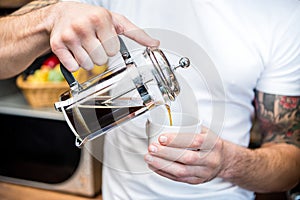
[0,114,81,184]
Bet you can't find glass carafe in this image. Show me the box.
[54,36,190,147]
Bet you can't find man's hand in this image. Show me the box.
[144,126,229,184]
[49,2,159,72]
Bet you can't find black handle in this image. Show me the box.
[118,36,131,60]
[60,63,77,87]
[118,36,134,65]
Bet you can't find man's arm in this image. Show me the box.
[10,0,58,15]
[255,91,300,147]
[221,90,300,192]
[0,0,57,79]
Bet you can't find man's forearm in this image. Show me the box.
[0,1,57,79]
[220,141,300,193]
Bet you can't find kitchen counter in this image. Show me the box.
[0,92,64,121]
[0,77,64,120]
[0,182,102,200]
[0,181,288,200]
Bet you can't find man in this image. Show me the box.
[0,0,299,199]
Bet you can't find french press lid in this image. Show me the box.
[144,47,190,102]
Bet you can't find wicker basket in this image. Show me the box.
[16,75,69,108]
[16,65,108,108]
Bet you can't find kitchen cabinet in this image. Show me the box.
[0,78,102,197]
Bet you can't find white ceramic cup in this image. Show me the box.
[146,109,202,149]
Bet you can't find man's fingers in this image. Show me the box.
[82,37,108,66]
[158,127,219,152]
[158,133,204,149]
[148,143,201,165]
[54,48,79,72]
[145,154,210,180]
[111,12,160,47]
[67,44,94,70]
[95,18,120,57]
[99,34,120,57]
[123,28,160,47]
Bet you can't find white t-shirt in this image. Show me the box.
[62,0,300,199]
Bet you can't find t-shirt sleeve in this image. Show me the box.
[256,5,300,96]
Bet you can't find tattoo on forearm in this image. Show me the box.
[11,0,58,16]
[255,91,300,147]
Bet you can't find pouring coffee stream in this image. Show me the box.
[55,36,190,147]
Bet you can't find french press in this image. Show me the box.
[54,36,190,147]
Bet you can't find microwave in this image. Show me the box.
[0,78,103,197]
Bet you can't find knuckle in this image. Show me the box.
[112,12,127,23]
[50,42,66,59]
[60,30,77,44]
[113,14,128,33]
[117,14,128,23]
[88,12,102,25]
[72,22,89,38]
[174,166,189,177]
[207,156,220,169]
[91,8,112,25]
[192,135,202,148]
[50,34,64,52]
[182,152,198,165]
[210,159,218,168]
[80,8,113,32]
[50,40,61,53]
[87,14,103,28]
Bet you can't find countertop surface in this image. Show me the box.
[0,180,289,200]
[0,182,102,200]
[0,92,64,121]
